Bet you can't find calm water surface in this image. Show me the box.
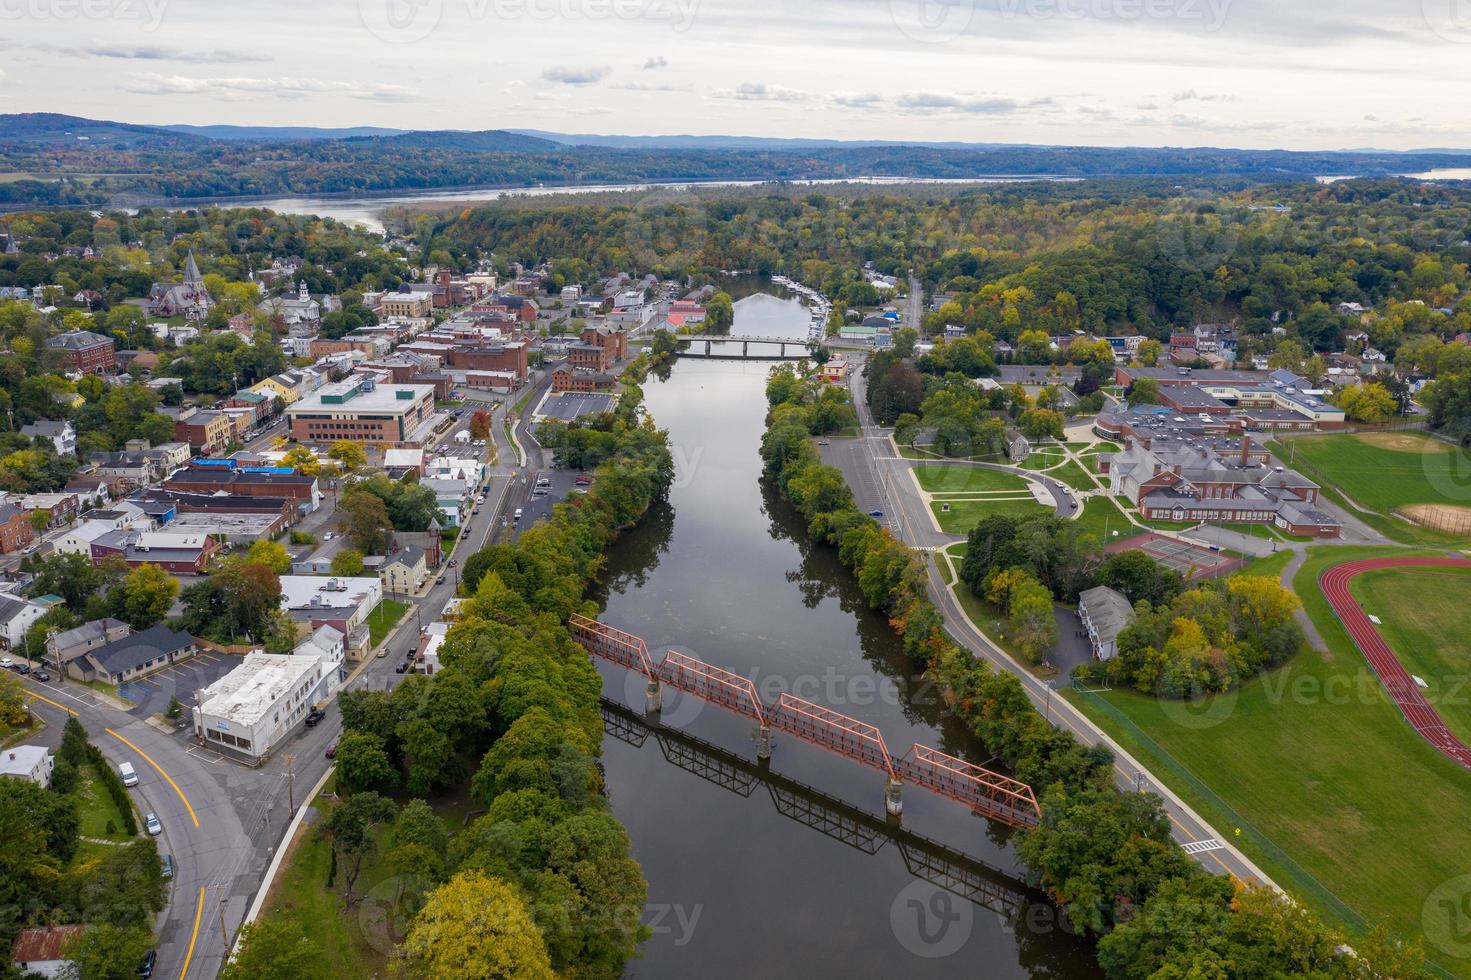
[589,310,1099,977]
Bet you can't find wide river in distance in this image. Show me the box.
[586,300,1099,978]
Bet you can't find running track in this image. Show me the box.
[1319,556,1471,769]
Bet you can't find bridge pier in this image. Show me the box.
[645,678,662,716]
[742,340,748,357]
[779,342,786,357]
[885,777,903,819]
[704,340,712,356]
[755,724,773,761]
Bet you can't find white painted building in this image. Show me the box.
[0,744,53,787]
[192,636,341,761]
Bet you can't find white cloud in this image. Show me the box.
[84,44,269,64]
[828,91,883,108]
[894,92,1052,114]
[120,73,416,102]
[1172,89,1240,103]
[541,66,612,85]
[712,82,809,102]
[643,56,669,69]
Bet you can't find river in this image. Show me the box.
[586,302,1098,977]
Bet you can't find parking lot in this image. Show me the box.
[536,391,615,422]
[114,649,240,718]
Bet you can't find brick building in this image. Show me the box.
[44,329,117,375]
[0,503,35,554]
[285,378,437,446]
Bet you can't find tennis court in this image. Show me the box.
[1106,531,1243,580]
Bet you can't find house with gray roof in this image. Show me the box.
[76,624,197,685]
[1078,586,1134,661]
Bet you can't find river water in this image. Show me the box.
[587,304,1098,977]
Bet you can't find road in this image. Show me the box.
[838,353,1277,890]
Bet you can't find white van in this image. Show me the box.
[118,762,138,787]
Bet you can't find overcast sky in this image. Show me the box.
[1,0,1468,150]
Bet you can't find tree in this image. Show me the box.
[1097,550,1182,606]
[221,918,328,980]
[704,291,734,333]
[1134,338,1162,365]
[1018,408,1065,442]
[114,562,178,630]
[1127,376,1160,406]
[400,871,555,980]
[1337,382,1397,423]
[331,549,366,576]
[245,539,292,574]
[335,731,398,795]
[1008,576,1058,663]
[0,671,30,728]
[468,409,492,441]
[27,508,50,535]
[318,791,396,907]
[338,489,392,554]
[66,924,154,980]
[327,439,367,474]
[281,445,320,476]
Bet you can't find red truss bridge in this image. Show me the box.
[570,614,1042,829]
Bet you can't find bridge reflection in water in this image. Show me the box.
[600,699,1041,921]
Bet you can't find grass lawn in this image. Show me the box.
[931,497,1049,534]
[1268,432,1471,546]
[253,803,390,980]
[0,715,42,748]
[1081,441,1120,454]
[1067,544,1471,977]
[1234,549,1293,580]
[1019,451,1067,471]
[1048,460,1098,491]
[367,600,410,648]
[1348,566,1471,747]
[439,525,462,558]
[1071,495,1134,542]
[912,464,1028,494]
[75,769,135,841]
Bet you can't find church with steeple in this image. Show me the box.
[146,251,214,320]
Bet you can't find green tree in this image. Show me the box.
[221,918,329,980]
[318,791,397,908]
[335,731,398,795]
[66,924,154,980]
[245,539,292,574]
[400,871,555,980]
[338,489,392,554]
[704,291,734,333]
[113,562,179,630]
[331,549,366,576]
[1126,376,1160,406]
[327,439,367,473]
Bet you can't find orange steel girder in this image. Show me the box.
[768,694,895,777]
[658,651,766,725]
[568,614,656,678]
[896,744,1041,827]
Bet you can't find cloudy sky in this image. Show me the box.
[1,0,1469,150]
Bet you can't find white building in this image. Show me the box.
[0,745,53,787]
[0,596,48,649]
[193,650,337,761]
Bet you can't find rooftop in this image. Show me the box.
[197,652,324,726]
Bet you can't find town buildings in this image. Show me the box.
[44,329,116,375]
[0,745,54,787]
[19,420,76,456]
[285,377,438,446]
[146,251,213,319]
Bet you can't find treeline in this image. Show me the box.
[318,384,673,977]
[0,717,166,978]
[759,363,1426,977]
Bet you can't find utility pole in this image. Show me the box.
[217,894,229,948]
[285,755,295,811]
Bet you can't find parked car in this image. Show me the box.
[394,660,410,674]
[325,742,338,760]
[144,813,161,836]
[575,475,593,486]
[160,854,174,880]
[447,558,457,567]
[34,671,50,682]
[868,510,885,518]
[14,663,29,675]
[119,762,138,787]
[304,708,326,728]
[0,657,12,670]
[436,574,446,584]
[138,950,156,979]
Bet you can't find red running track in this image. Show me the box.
[1319,556,1471,769]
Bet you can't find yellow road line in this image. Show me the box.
[24,688,77,716]
[106,728,200,828]
[178,886,204,980]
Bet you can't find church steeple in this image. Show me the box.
[183,250,203,284]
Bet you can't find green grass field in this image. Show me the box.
[75,769,135,842]
[1067,545,1471,977]
[931,497,1048,533]
[1071,495,1134,542]
[913,464,1028,494]
[1048,460,1098,491]
[1020,450,1067,471]
[1269,432,1471,545]
[367,599,410,648]
[1349,566,1471,747]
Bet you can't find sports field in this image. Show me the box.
[930,496,1048,533]
[1271,432,1471,518]
[1066,545,1471,976]
[1349,565,1471,748]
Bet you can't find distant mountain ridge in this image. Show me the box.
[160,124,407,141]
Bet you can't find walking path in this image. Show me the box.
[1320,555,1471,769]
